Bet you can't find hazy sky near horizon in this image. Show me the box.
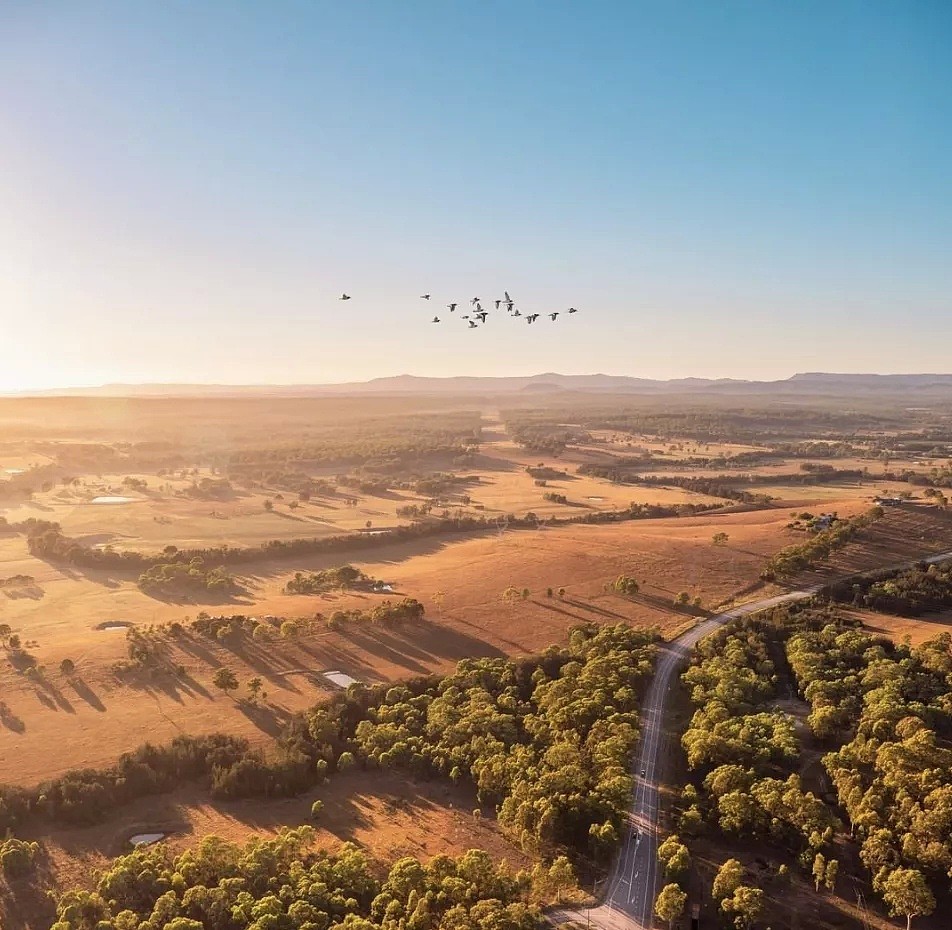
[2,2,951,390]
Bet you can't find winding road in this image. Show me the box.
[551,548,952,930]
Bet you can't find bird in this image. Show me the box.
[526,314,540,324]
[506,301,514,313]
[513,309,522,317]
[494,299,501,310]
[340,294,351,301]
[471,297,480,305]
[504,291,512,302]
[447,303,457,312]
[461,314,470,320]
[476,311,488,323]
[567,307,578,314]
[549,312,560,321]
[468,320,478,328]
[421,294,431,300]
[431,316,440,323]
[475,302,483,312]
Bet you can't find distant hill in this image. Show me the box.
[9,371,952,398]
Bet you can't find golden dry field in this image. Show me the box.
[4,392,952,930]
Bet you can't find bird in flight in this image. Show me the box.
[504,291,512,302]
[513,309,522,317]
[471,297,480,305]
[549,312,560,321]
[567,307,578,314]
[526,314,540,324]
[431,316,440,323]
[475,310,488,323]
[494,299,501,310]
[340,293,351,301]
[447,303,457,312]
[421,294,431,300]
[468,320,478,328]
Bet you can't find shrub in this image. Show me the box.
[0,837,39,877]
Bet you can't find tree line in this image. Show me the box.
[48,826,549,930]
[0,623,656,870]
[784,612,952,926]
[283,565,375,596]
[23,502,722,577]
[349,623,656,857]
[822,557,952,616]
[760,506,884,580]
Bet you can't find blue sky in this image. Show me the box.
[1,1,950,389]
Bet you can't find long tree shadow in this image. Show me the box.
[70,677,107,712]
[562,596,629,620]
[233,697,294,738]
[0,701,25,733]
[531,599,591,624]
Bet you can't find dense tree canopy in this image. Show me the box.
[48,827,543,930]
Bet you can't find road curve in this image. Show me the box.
[552,548,952,930]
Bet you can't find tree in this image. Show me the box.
[812,852,826,891]
[655,883,687,928]
[674,591,691,606]
[824,858,839,891]
[712,532,730,546]
[548,856,575,903]
[612,575,640,597]
[7,634,21,650]
[882,868,935,930]
[502,586,520,607]
[247,676,263,703]
[558,587,566,598]
[212,667,238,696]
[658,835,690,880]
[712,858,744,900]
[432,590,446,617]
[721,886,763,930]
[521,588,530,601]
[311,800,324,819]
[0,623,11,644]
[338,751,356,770]
[59,658,76,677]
[263,499,273,512]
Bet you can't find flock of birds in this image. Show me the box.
[338,291,580,328]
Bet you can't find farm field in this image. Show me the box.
[3,391,952,930]
[15,768,526,930]
[0,508,806,785]
[852,606,952,645]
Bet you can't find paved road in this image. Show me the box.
[552,548,952,930]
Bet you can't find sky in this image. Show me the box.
[1,1,950,390]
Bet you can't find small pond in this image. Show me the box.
[91,495,135,504]
[129,833,166,846]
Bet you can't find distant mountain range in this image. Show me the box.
[11,371,952,398]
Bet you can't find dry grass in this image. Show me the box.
[0,507,806,784]
[849,607,952,646]
[7,769,526,930]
